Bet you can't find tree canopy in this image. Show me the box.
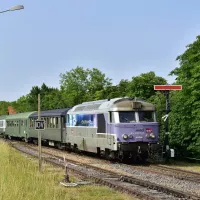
[169,35,200,157]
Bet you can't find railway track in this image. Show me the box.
[119,163,200,184]
[4,139,200,200]
[151,164,200,183]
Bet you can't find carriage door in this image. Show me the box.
[61,116,66,143]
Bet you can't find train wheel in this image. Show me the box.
[8,136,12,140]
[105,149,113,161]
[25,138,29,143]
[117,151,124,162]
[56,142,63,150]
[33,139,38,145]
[100,150,105,158]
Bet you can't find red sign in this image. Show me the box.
[154,85,182,90]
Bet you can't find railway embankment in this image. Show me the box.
[0,140,136,200]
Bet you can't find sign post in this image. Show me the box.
[154,85,182,159]
[35,94,45,172]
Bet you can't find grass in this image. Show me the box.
[165,160,200,173]
[0,142,136,200]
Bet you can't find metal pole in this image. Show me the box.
[164,90,170,157]
[38,94,42,172]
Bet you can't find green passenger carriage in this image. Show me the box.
[5,112,36,141]
[28,108,70,148]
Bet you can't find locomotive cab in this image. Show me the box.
[108,99,159,161]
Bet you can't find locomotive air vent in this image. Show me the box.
[132,102,142,109]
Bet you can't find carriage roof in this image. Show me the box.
[30,108,70,118]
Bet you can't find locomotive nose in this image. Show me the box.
[114,123,158,142]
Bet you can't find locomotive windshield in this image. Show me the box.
[138,111,155,122]
[110,111,155,123]
[119,111,136,123]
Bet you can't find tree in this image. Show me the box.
[42,89,67,110]
[60,66,112,106]
[86,68,112,100]
[14,95,31,113]
[128,72,167,100]
[117,79,130,97]
[0,101,11,115]
[169,35,200,157]
[27,86,41,111]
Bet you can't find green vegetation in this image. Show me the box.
[164,161,200,173]
[169,35,200,158]
[1,35,200,159]
[0,141,135,200]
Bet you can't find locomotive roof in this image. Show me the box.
[29,108,70,118]
[68,97,155,114]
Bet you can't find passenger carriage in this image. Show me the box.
[28,108,70,148]
[5,112,35,141]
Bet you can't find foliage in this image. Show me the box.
[60,66,112,106]
[27,83,62,111]
[0,101,10,115]
[169,35,200,157]
[128,71,167,100]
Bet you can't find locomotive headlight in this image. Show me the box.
[149,133,155,138]
[122,134,128,140]
[128,134,133,139]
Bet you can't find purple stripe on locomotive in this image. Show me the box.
[107,123,159,143]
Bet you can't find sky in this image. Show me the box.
[0,0,200,101]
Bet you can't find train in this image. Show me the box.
[0,97,160,162]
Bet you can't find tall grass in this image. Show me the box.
[0,142,136,200]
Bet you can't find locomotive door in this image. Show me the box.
[107,113,112,146]
[97,114,110,145]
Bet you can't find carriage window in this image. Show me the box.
[61,117,66,128]
[50,117,53,128]
[47,117,50,128]
[55,117,58,128]
[67,114,69,124]
[138,111,154,122]
[30,118,35,128]
[119,112,136,123]
[44,118,47,128]
[52,117,55,128]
